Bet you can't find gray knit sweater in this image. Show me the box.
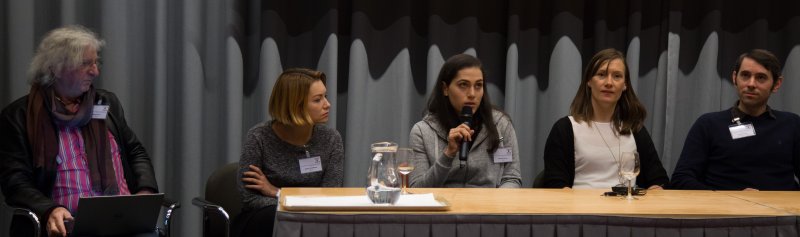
[408,110,522,188]
[237,121,344,210]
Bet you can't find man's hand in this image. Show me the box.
[648,185,664,190]
[47,207,73,237]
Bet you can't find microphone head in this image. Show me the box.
[460,106,473,120]
[460,106,473,117]
[459,106,473,161]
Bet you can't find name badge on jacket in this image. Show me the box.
[92,105,110,119]
[729,123,755,139]
[493,147,513,163]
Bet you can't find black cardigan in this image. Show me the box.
[541,116,669,188]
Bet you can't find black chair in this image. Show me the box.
[4,197,179,237]
[6,205,41,237]
[158,198,181,237]
[532,171,546,188]
[192,162,242,237]
[1,186,47,237]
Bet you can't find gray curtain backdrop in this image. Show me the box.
[2,0,799,236]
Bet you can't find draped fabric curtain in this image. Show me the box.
[2,0,799,236]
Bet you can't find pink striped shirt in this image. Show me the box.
[51,126,131,213]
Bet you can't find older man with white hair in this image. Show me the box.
[0,25,158,237]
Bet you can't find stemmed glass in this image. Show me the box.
[619,152,641,200]
[395,148,415,194]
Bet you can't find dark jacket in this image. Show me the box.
[0,89,158,218]
[542,116,669,188]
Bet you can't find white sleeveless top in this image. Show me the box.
[569,116,637,189]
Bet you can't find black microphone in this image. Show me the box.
[459,106,473,162]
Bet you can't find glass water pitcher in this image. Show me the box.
[366,142,401,204]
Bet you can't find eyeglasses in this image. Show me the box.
[80,58,102,69]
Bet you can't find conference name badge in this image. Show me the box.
[92,105,110,119]
[729,123,755,139]
[299,156,323,174]
[493,147,513,163]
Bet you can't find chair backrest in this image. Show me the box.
[0,191,9,235]
[205,162,243,219]
[532,171,545,188]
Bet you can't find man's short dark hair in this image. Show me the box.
[733,49,782,81]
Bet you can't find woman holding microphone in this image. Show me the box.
[408,54,521,188]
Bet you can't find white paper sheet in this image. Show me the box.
[285,193,443,207]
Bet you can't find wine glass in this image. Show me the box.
[619,151,640,200]
[395,148,415,194]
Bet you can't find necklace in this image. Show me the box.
[593,121,622,183]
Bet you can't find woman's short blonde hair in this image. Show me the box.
[28,25,105,86]
[268,68,327,126]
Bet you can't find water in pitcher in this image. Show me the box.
[366,142,401,204]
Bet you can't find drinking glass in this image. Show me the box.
[619,151,640,200]
[395,148,415,194]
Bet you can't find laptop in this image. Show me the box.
[68,193,164,237]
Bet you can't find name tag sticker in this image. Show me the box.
[493,147,513,163]
[299,156,323,174]
[729,123,756,139]
[92,105,109,119]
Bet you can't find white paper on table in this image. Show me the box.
[284,193,443,207]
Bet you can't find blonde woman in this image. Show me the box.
[235,68,343,236]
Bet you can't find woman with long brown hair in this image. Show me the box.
[541,49,668,189]
[409,54,521,188]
